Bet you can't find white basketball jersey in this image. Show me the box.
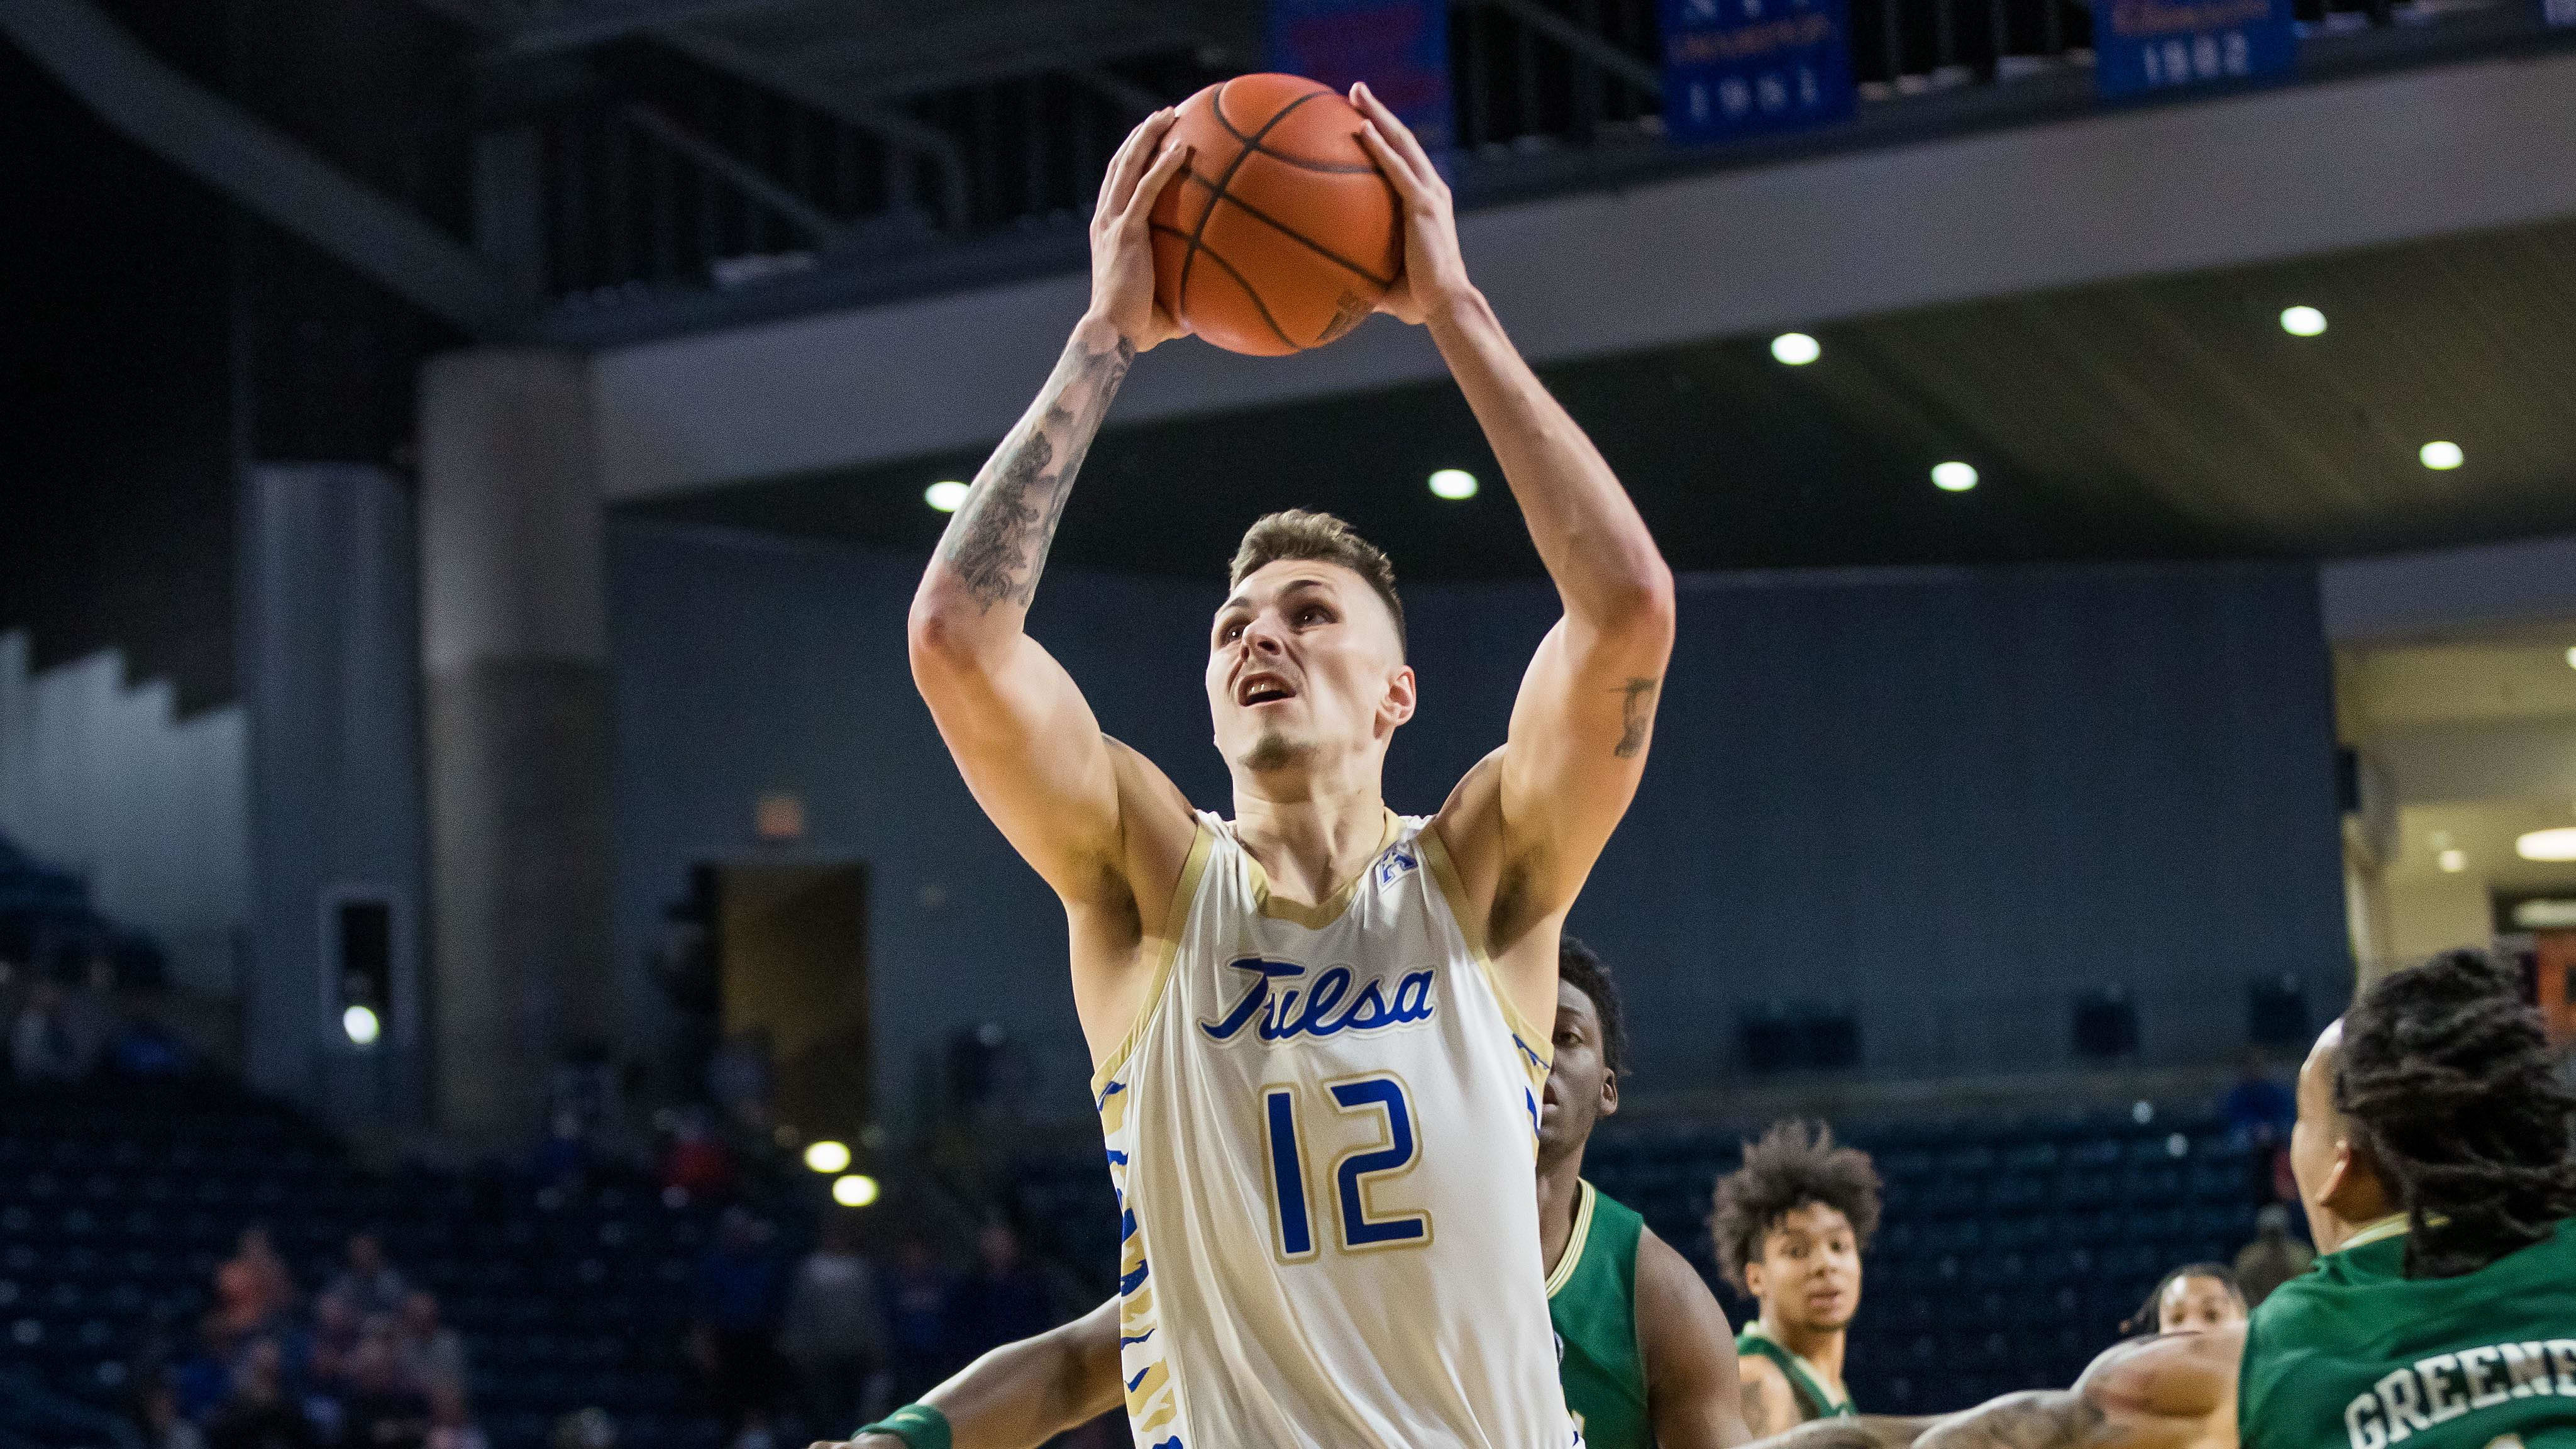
[1094,809,1574,1449]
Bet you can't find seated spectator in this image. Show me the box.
[780,1218,883,1434]
[174,1313,241,1424]
[2219,1048,2295,1145]
[394,1292,468,1401]
[948,1220,1055,1362]
[691,1208,787,1445]
[2232,1202,2316,1308]
[327,1233,411,1319]
[660,1108,736,1202]
[308,1291,365,1394]
[423,1380,487,1449]
[137,1367,209,1449]
[341,1329,431,1449]
[9,979,86,1083]
[218,1227,297,1340]
[207,1340,317,1449]
[881,1236,954,1402]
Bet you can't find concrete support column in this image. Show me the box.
[419,350,614,1143]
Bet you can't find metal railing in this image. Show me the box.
[512,0,2546,338]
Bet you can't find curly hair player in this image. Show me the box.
[904,88,1676,1449]
[1711,1122,1884,1433]
[1740,949,2576,1449]
[825,941,1752,1449]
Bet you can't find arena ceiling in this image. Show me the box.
[627,212,2576,579]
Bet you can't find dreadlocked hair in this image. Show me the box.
[1709,1120,1882,1295]
[1557,935,1628,1077]
[2335,948,2576,1279]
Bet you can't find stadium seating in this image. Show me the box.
[0,1078,724,1449]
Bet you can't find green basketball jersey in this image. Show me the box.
[1736,1323,1855,1423]
[2240,1216,2576,1449]
[1551,1180,1651,1449]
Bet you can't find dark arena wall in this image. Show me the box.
[609,519,2347,1114]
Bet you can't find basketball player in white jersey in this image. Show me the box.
[907,88,1675,1449]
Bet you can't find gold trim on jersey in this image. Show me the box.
[1088,821,1217,1098]
[1417,821,1553,1063]
[1237,809,1403,928]
[1545,1179,1598,1297]
[2338,1214,2412,1253]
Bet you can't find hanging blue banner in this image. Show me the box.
[2090,0,2296,97]
[1269,0,1453,150]
[1658,0,1857,144]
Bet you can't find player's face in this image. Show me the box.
[1538,979,1618,1164]
[1747,1202,1862,1333]
[1207,562,1412,777]
[2157,1274,2243,1334]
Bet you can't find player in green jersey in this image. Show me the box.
[1712,1122,1883,1433]
[1737,948,2576,1449]
[819,938,1753,1449]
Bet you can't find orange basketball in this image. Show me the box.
[1149,74,1403,357]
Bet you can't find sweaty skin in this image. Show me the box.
[821,976,1753,1449]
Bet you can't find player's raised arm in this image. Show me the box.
[1349,84,1676,969]
[908,109,1193,906]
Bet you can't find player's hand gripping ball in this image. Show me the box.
[1147,74,1406,357]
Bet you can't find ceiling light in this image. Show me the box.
[342,1004,381,1046]
[1428,469,1478,501]
[2564,647,2575,670]
[1770,332,1821,365]
[2279,306,2326,337]
[2437,848,2467,874]
[2419,441,2463,471]
[803,1140,851,1174]
[2511,899,2576,930]
[831,1174,881,1208]
[1931,461,1979,492]
[924,480,970,512]
[2516,828,2576,862]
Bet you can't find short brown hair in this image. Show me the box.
[1709,1120,1882,1294]
[1228,510,1406,657]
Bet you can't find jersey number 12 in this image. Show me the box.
[1263,1075,1431,1259]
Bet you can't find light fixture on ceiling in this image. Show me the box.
[924,480,970,512]
[2516,827,2576,862]
[2564,646,2575,670]
[2511,898,2576,930]
[1428,469,1479,501]
[803,1140,852,1174]
[1931,461,1979,492]
[343,1004,381,1046]
[2279,306,2326,337]
[2436,848,2467,874]
[2419,441,2464,471]
[1770,332,1821,365]
[831,1174,881,1208]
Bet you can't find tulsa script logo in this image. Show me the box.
[1200,958,1436,1043]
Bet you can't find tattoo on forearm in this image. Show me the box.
[1613,677,1660,758]
[936,332,1136,610]
[1921,1394,2104,1449]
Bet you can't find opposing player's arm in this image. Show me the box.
[834,1297,1124,1449]
[1635,1226,1755,1449]
[1349,86,1675,987]
[1742,1327,2242,1449]
[908,112,1198,923]
[1739,1353,1805,1439]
